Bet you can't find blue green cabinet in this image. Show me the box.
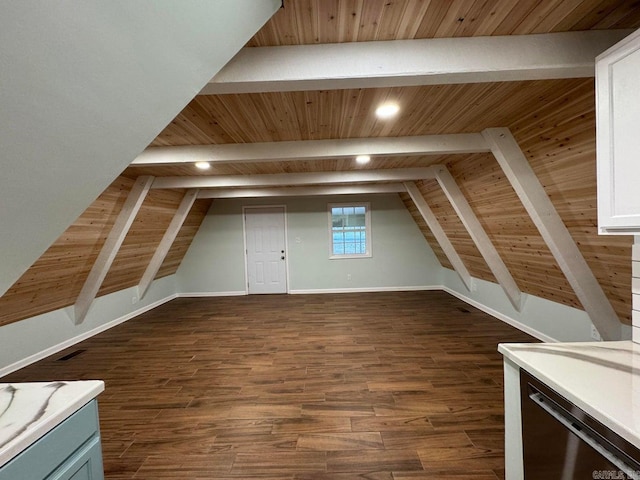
[0,400,103,480]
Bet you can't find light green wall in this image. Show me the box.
[5,193,629,375]
[177,199,247,293]
[442,269,632,342]
[176,194,443,294]
[0,275,177,375]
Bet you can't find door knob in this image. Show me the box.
[281,255,285,260]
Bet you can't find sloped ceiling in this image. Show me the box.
[2,0,639,330]
[0,0,280,296]
[125,1,639,326]
[128,78,633,323]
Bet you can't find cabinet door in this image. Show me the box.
[0,401,103,480]
[47,437,103,480]
[597,28,640,234]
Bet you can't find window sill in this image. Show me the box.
[329,253,372,260]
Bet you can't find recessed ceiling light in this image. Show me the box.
[195,161,211,170]
[355,155,371,164]
[375,102,400,119]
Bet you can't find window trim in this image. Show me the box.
[328,202,372,259]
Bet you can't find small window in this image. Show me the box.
[329,203,371,258]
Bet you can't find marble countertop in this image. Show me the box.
[499,340,640,447]
[0,380,104,468]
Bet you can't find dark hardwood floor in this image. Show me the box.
[3,291,535,479]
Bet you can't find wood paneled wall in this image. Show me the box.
[0,177,211,327]
[401,79,632,323]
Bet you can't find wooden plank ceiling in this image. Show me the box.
[248,0,640,45]
[3,0,639,328]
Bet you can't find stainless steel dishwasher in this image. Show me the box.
[520,369,640,479]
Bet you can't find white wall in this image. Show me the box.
[177,194,444,294]
[0,0,280,296]
[0,276,177,376]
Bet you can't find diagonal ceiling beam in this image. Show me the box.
[152,167,439,190]
[74,176,154,324]
[137,189,199,300]
[433,166,523,311]
[197,184,406,199]
[482,127,622,340]
[201,30,631,94]
[133,134,489,165]
[404,181,472,291]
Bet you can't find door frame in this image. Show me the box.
[242,205,290,295]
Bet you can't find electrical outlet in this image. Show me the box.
[347,273,351,281]
[590,324,601,341]
[132,296,138,305]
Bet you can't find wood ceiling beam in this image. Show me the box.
[404,181,472,292]
[133,134,489,166]
[201,30,631,94]
[137,189,199,300]
[433,166,523,312]
[152,168,439,189]
[74,176,154,324]
[196,184,406,199]
[482,127,622,340]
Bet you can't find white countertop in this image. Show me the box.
[499,340,640,447]
[0,380,104,468]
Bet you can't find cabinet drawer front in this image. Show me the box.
[0,401,100,480]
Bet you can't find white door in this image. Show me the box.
[244,207,287,294]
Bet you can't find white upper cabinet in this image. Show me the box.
[597,29,640,234]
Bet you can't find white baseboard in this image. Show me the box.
[441,286,557,343]
[178,291,246,297]
[289,285,441,295]
[290,285,555,342]
[1,285,555,378]
[0,293,178,378]
[167,287,559,344]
